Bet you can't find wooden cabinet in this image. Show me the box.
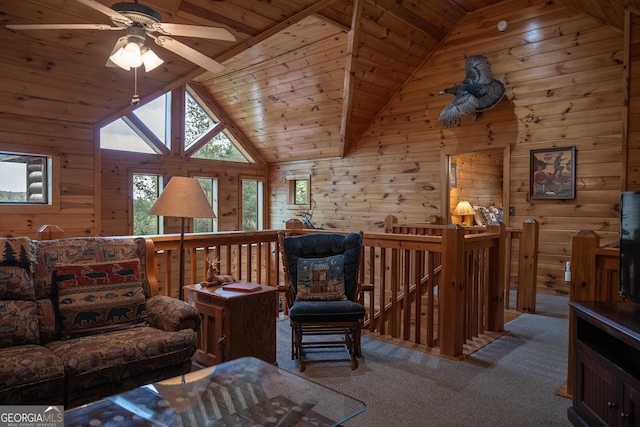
[183,283,277,367]
[568,301,640,427]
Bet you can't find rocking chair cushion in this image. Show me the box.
[288,300,365,323]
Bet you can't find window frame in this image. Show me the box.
[239,176,265,231]
[0,144,60,214]
[286,175,310,210]
[129,170,164,236]
[191,173,219,233]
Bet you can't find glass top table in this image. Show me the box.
[65,356,365,426]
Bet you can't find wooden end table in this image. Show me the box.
[183,283,277,366]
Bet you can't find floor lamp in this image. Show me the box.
[149,176,216,300]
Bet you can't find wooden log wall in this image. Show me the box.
[0,114,97,238]
[100,151,266,236]
[268,0,625,296]
[627,10,640,190]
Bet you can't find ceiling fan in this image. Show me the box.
[6,0,236,74]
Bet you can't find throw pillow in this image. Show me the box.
[53,259,146,337]
[296,254,347,301]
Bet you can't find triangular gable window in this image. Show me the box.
[192,130,249,163]
[185,92,218,148]
[100,92,171,154]
[185,88,252,163]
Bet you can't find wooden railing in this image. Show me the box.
[144,224,506,359]
[383,215,539,312]
[566,230,621,396]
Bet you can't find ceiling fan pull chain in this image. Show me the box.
[131,66,140,106]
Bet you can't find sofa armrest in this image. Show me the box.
[146,295,201,332]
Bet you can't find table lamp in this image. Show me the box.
[149,176,216,300]
[453,200,475,226]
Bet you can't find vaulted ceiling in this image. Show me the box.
[0,0,634,163]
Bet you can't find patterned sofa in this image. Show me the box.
[0,236,201,408]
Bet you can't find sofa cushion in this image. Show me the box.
[0,266,35,300]
[34,237,153,300]
[0,300,40,347]
[0,237,37,273]
[0,344,65,404]
[296,254,347,301]
[53,260,147,337]
[45,326,196,389]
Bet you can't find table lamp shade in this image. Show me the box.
[453,200,475,226]
[149,176,216,219]
[453,200,475,216]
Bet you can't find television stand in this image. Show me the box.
[568,301,640,427]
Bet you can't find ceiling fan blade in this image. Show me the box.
[155,36,225,73]
[76,0,133,26]
[6,23,119,31]
[150,23,236,42]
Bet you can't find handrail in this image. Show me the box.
[144,223,505,359]
[283,220,505,358]
[384,215,539,312]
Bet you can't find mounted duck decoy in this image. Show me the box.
[438,55,505,127]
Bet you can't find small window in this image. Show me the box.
[286,175,310,209]
[133,173,161,235]
[0,153,50,204]
[241,179,264,231]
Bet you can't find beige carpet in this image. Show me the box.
[276,293,571,427]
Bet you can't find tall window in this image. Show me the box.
[0,153,50,204]
[194,176,218,232]
[241,179,264,231]
[133,173,160,235]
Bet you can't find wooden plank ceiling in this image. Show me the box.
[0,0,634,163]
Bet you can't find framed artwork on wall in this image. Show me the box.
[450,163,457,187]
[529,146,576,200]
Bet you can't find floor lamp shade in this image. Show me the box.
[149,176,216,300]
[149,176,217,220]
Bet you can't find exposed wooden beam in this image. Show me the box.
[370,0,448,40]
[214,0,341,65]
[339,0,363,157]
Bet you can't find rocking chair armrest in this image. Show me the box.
[277,283,295,309]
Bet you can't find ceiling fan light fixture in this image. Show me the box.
[141,47,163,72]
[121,41,143,67]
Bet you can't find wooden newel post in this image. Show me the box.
[570,230,600,302]
[384,215,398,233]
[486,222,506,332]
[285,219,303,230]
[566,230,601,396]
[36,224,64,240]
[516,218,539,313]
[440,224,465,359]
